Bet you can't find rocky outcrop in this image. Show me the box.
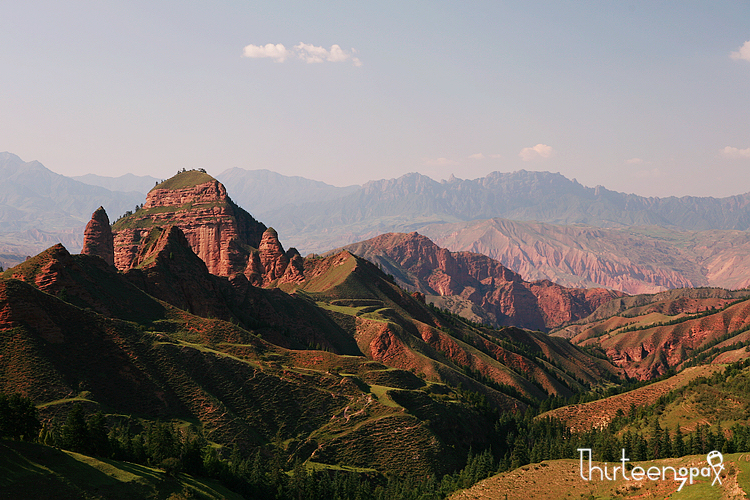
[81,207,114,265]
[111,171,307,289]
[122,225,236,319]
[339,232,623,331]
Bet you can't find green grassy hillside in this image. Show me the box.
[0,439,241,500]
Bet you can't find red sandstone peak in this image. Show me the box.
[112,170,267,277]
[81,206,114,266]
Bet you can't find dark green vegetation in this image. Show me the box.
[528,360,750,465]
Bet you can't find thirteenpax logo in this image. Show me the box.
[577,448,724,492]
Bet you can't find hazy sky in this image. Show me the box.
[2,1,749,197]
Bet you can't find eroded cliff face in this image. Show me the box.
[341,232,622,331]
[111,171,298,285]
[81,207,114,266]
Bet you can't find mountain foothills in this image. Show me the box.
[1,169,631,498]
[420,219,750,294]
[4,163,750,498]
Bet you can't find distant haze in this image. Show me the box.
[1,3,749,198]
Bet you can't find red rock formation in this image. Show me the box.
[81,207,114,265]
[123,225,235,319]
[341,232,623,331]
[111,171,307,291]
[257,228,289,281]
[112,172,267,278]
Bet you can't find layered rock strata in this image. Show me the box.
[111,171,300,285]
[340,232,622,331]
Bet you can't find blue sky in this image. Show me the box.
[1,1,749,197]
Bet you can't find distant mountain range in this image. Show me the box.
[5,153,750,294]
[256,170,750,254]
[215,168,359,214]
[71,172,160,194]
[0,152,146,268]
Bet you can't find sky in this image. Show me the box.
[1,1,749,198]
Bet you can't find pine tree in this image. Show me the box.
[87,411,109,457]
[673,426,685,457]
[510,435,528,469]
[0,393,40,441]
[61,403,88,452]
[650,418,663,459]
[661,427,672,458]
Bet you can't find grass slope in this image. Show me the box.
[0,440,241,500]
[151,171,216,192]
[450,453,750,500]
[539,365,723,432]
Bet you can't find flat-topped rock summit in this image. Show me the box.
[109,169,298,285]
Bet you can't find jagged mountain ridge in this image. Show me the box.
[215,167,359,214]
[259,170,750,254]
[335,232,622,331]
[7,152,750,296]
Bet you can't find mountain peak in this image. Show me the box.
[142,172,227,210]
[113,173,267,276]
[150,169,216,192]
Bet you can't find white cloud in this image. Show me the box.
[242,43,362,66]
[730,41,750,62]
[468,153,485,160]
[294,43,362,66]
[519,144,554,161]
[242,43,289,62]
[721,146,750,159]
[625,158,644,165]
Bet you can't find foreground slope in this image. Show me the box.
[450,454,749,500]
[0,232,618,476]
[0,440,242,500]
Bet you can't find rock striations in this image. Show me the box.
[111,170,301,286]
[81,206,115,266]
[339,232,623,331]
